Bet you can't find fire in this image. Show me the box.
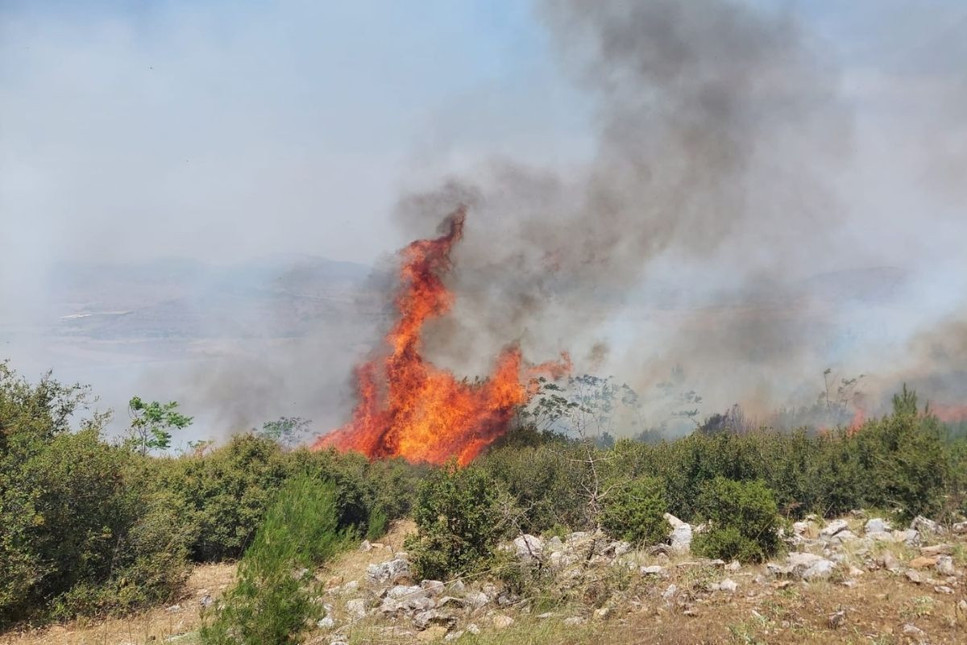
[846,407,866,436]
[930,403,967,424]
[313,207,570,466]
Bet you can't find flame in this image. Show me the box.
[313,207,570,466]
[846,407,866,436]
[930,403,967,424]
[825,401,967,436]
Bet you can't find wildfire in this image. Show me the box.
[313,207,570,466]
[930,403,967,424]
[845,407,866,436]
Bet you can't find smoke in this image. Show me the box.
[390,0,967,430]
[4,1,965,439]
[892,314,967,406]
[395,0,845,417]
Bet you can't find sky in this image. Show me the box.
[0,0,591,273]
[1,1,964,270]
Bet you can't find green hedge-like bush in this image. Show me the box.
[480,442,585,533]
[692,477,782,563]
[157,434,291,562]
[599,476,669,546]
[405,463,504,581]
[159,438,423,563]
[0,365,189,627]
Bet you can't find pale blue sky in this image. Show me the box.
[0,1,589,271]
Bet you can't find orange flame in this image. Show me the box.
[846,407,866,436]
[313,207,570,466]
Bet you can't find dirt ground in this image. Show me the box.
[2,519,966,645]
[0,564,235,645]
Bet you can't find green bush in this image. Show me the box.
[50,488,191,619]
[692,477,782,563]
[158,434,291,562]
[852,388,949,520]
[201,474,347,645]
[365,505,389,541]
[161,438,422,563]
[481,442,586,533]
[405,463,504,580]
[0,364,189,626]
[947,438,967,519]
[363,456,429,523]
[599,476,669,546]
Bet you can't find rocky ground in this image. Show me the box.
[3,513,966,644]
[310,513,967,645]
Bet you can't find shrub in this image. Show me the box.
[692,477,782,563]
[0,364,190,626]
[158,434,291,562]
[947,438,967,519]
[201,474,347,645]
[162,439,422,563]
[851,388,949,520]
[50,488,191,619]
[405,463,504,580]
[481,442,586,533]
[365,505,389,541]
[599,476,669,546]
[364,456,428,523]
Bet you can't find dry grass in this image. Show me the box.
[317,569,967,645]
[319,519,416,589]
[318,543,967,645]
[0,564,236,645]
[368,569,966,645]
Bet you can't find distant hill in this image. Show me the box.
[44,256,381,341]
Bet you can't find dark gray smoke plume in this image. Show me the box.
[396,0,860,425]
[177,0,965,436]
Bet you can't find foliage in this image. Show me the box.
[158,434,291,562]
[2,355,964,632]
[847,387,948,520]
[201,475,347,645]
[599,475,670,546]
[159,436,418,562]
[480,442,585,534]
[256,416,312,449]
[49,487,191,620]
[125,396,192,455]
[366,505,389,541]
[692,477,782,563]
[947,438,967,518]
[0,361,424,628]
[405,463,505,581]
[0,365,189,627]
[518,374,655,439]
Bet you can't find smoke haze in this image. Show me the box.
[1,0,965,440]
[395,0,967,428]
